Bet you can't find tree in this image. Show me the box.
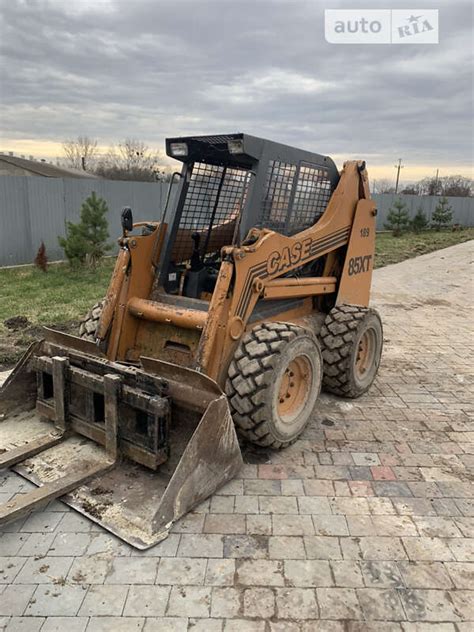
[416,175,472,197]
[58,192,111,266]
[384,198,410,236]
[417,176,442,196]
[401,185,419,195]
[410,206,429,234]
[95,138,165,181]
[441,175,472,197]
[62,136,98,171]
[431,197,453,230]
[34,241,48,271]
[373,178,395,194]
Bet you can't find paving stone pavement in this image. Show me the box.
[1,240,473,631]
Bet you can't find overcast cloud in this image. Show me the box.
[0,0,473,178]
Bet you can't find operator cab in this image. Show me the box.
[160,133,339,300]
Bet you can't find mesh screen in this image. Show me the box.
[289,162,333,232]
[171,162,251,264]
[261,160,332,234]
[261,161,297,231]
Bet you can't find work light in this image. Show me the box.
[170,142,188,157]
[227,139,244,154]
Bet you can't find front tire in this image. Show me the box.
[320,304,383,398]
[225,322,323,449]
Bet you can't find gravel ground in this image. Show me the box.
[0,240,473,631]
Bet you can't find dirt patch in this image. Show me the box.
[242,445,271,464]
[0,320,79,370]
[90,485,114,496]
[321,418,335,427]
[81,497,112,519]
[4,316,31,330]
[419,298,451,307]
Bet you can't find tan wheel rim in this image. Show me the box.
[277,356,312,423]
[355,328,376,379]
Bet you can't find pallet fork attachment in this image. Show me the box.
[0,330,242,549]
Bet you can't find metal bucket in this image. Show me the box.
[0,329,242,549]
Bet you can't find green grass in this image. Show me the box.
[0,229,473,367]
[374,228,474,269]
[0,259,114,325]
[0,259,114,366]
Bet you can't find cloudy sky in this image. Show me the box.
[0,0,473,184]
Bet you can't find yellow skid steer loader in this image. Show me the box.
[0,134,383,548]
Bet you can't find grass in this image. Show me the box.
[374,228,474,269]
[0,258,114,366]
[0,259,115,325]
[0,229,473,367]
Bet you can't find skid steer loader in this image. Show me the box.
[0,134,383,548]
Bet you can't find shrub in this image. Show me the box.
[58,192,111,267]
[431,197,453,230]
[34,241,48,271]
[384,197,410,237]
[410,207,429,234]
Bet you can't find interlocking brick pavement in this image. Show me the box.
[0,240,473,630]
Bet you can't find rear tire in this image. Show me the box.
[225,322,323,449]
[320,304,383,398]
[78,300,104,341]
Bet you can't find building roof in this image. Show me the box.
[0,153,100,179]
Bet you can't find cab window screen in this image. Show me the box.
[171,162,251,264]
[260,160,332,235]
[289,162,332,232]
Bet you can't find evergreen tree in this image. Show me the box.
[410,206,429,234]
[431,196,453,230]
[58,191,111,266]
[384,197,410,237]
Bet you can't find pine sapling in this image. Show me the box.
[58,191,112,266]
[431,196,453,230]
[410,206,429,234]
[384,197,410,237]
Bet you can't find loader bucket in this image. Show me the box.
[0,329,243,549]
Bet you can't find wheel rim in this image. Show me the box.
[277,355,312,423]
[355,327,377,379]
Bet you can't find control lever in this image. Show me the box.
[190,232,204,271]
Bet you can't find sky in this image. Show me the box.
[0,0,473,185]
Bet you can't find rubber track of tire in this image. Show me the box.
[78,300,104,341]
[225,321,305,449]
[320,304,372,397]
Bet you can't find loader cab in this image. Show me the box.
[161,133,340,301]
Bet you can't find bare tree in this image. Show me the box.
[373,178,395,194]
[62,136,98,171]
[441,175,472,197]
[417,176,442,196]
[95,138,165,181]
[417,175,472,197]
[400,185,419,195]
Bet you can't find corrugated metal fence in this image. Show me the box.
[0,175,472,267]
[0,176,172,266]
[373,193,473,227]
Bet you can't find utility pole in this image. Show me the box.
[394,158,404,193]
